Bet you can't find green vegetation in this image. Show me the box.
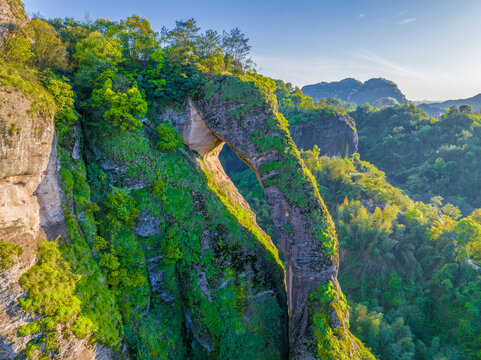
[228,145,481,359]
[203,73,379,358]
[19,240,83,359]
[275,79,354,125]
[0,240,23,271]
[310,282,376,360]
[156,121,184,151]
[2,11,292,359]
[353,103,481,214]
[4,2,457,359]
[91,78,147,130]
[302,151,481,359]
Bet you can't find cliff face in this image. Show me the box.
[290,112,358,156]
[0,86,54,358]
[0,1,114,358]
[0,72,116,360]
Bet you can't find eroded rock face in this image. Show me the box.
[0,87,54,358]
[166,76,364,359]
[34,134,69,240]
[0,0,28,41]
[290,112,358,157]
[161,99,223,157]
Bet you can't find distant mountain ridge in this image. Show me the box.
[417,93,481,118]
[301,77,407,106]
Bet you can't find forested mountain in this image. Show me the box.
[302,78,406,107]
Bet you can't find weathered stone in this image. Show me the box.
[34,133,69,240]
[0,68,117,359]
[132,210,161,237]
[290,112,358,156]
[0,86,54,358]
[0,0,28,42]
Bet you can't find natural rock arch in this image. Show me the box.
[164,75,374,359]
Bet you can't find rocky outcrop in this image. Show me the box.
[290,112,358,156]
[0,87,113,359]
[0,0,28,41]
[302,77,406,107]
[165,75,373,359]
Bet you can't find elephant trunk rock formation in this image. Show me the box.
[165,75,373,359]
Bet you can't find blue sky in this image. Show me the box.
[22,0,481,100]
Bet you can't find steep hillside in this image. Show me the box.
[302,78,406,107]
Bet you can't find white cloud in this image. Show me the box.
[399,17,416,25]
[358,13,366,18]
[346,50,427,79]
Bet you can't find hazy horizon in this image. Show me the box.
[22,0,481,101]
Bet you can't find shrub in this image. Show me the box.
[156,121,183,151]
[92,79,148,131]
[0,240,23,271]
[18,240,85,357]
[105,190,140,231]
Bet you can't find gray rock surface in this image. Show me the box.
[290,112,358,156]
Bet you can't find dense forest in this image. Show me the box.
[1,1,481,359]
[352,103,481,215]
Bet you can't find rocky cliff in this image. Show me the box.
[0,84,53,359]
[0,80,112,359]
[0,0,28,39]
[290,112,357,156]
[0,1,115,358]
